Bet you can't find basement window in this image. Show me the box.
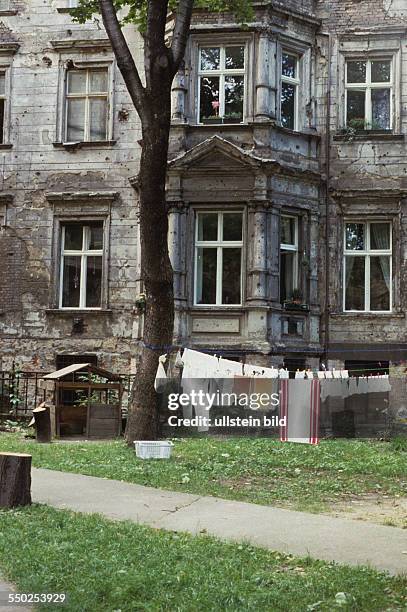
[60,222,104,309]
[194,211,243,305]
[198,45,245,124]
[345,59,392,130]
[65,68,110,142]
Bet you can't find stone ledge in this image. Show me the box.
[0,143,13,150]
[333,133,404,143]
[330,312,405,319]
[45,309,113,316]
[0,10,17,15]
[52,140,117,150]
[46,190,118,204]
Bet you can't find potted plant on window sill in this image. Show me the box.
[283,289,309,311]
[201,113,243,125]
[339,118,391,140]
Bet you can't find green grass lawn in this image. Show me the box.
[0,505,406,611]
[0,433,406,512]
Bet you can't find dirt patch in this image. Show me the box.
[324,494,407,528]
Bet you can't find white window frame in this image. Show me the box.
[59,224,104,310]
[343,220,392,313]
[197,45,246,123]
[345,58,393,130]
[0,69,6,144]
[280,215,299,301]
[64,67,110,142]
[194,211,243,306]
[280,51,300,131]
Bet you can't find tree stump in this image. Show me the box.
[0,452,32,508]
[32,402,52,443]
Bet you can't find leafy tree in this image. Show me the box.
[73,0,251,442]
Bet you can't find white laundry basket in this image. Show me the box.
[134,440,173,459]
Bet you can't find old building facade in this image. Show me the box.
[1,0,407,379]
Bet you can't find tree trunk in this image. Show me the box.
[125,86,174,443]
[33,403,52,443]
[0,452,32,508]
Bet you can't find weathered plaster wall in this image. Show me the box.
[0,0,143,373]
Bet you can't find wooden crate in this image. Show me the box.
[87,403,121,438]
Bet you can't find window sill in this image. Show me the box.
[331,311,404,318]
[333,132,404,142]
[192,306,244,312]
[0,10,17,15]
[56,7,75,13]
[45,309,112,316]
[0,143,12,150]
[274,124,320,140]
[189,122,249,129]
[52,140,117,150]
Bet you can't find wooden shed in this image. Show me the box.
[43,363,122,439]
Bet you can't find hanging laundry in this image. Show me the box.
[181,348,218,429]
[154,354,168,392]
[280,379,320,444]
[367,375,391,394]
[295,370,305,379]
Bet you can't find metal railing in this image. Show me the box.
[0,369,136,421]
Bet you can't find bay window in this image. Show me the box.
[198,45,245,124]
[60,222,104,309]
[345,59,392,130]
[344,221,392,312]
[280,216,299,302]
[194,212,243,305]
[65,68,109,142]
[281,52,300,130]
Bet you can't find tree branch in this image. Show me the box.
[171,0,194,74]
[98,0,145,114]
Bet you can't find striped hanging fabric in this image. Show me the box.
[279,379,320,445]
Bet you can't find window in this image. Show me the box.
[281,52,300,130]
[344,221,392,312]
[198,45,245,123]
[0,71,5,144]
[345,59,392,130]
[194,212,243,305]
[60,222,104,309]
[280,216,299,302]
[65,68,109,142]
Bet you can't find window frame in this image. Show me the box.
[343,220,392,313]
[0,64,11,144]
[61,63,114,144]
[194,210,244,307]
[280,51,300,132]
[0,69,6,144]
[280,215,299,302]
[59,222,104,310]
[197,44,247,124]
[345,58,393,130]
